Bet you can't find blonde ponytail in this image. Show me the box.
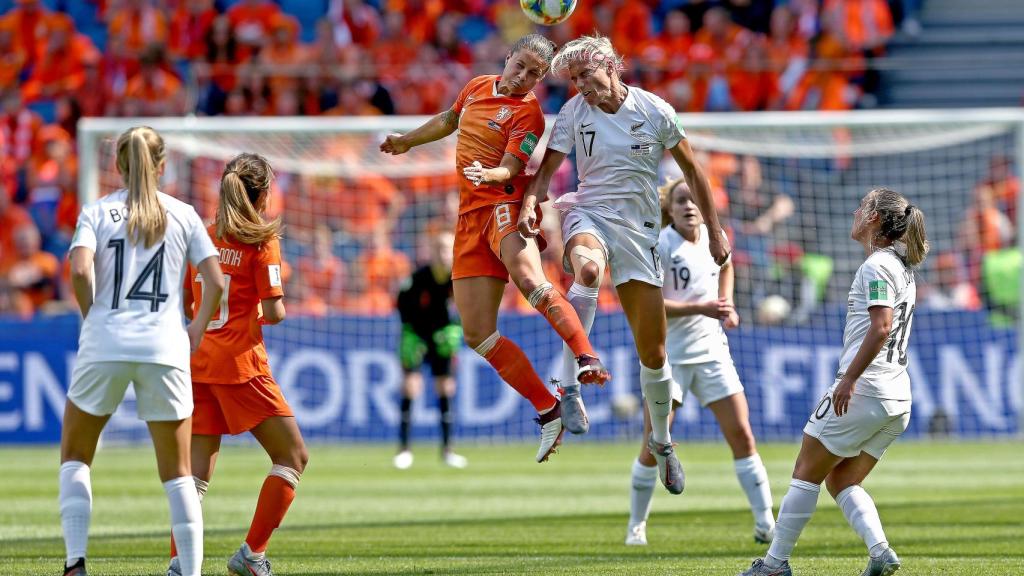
[116,126,166,248]
[901,205,929,267]
[216,153,281,246]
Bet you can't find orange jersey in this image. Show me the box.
[453,75,544,214]
[188,226,284,384]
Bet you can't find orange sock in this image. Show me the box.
[170,535,177,558]
[533,288,595,358]
[245,474,296,553]
[483,336,557,412]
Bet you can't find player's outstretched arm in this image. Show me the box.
[380,108,460,155]
[518,148,567,238]
[669,140,731,265]
[69,247,95,318]
[188,255,225,353]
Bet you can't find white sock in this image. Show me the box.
[629,458,658,526]
[164,476,204,576]
[735,454,774,530]
[835,485,889,557]
[561,283,599,385]
[59,461,92,565]
[640,362,673,444]
[765,478,820,566]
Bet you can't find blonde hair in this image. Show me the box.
[551,33,625,78]
[866,187,929,267]
[115,126,166,248]
[216,152,281,246]
[657,177,691,228]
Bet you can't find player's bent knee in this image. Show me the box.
[570,245,605,287]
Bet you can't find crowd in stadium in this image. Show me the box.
[0,0,1018,323]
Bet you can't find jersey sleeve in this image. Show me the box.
[186,208,218,266]
[547,101,575,154]
[504,103,545,165]
[254,237,285,299]
[861,259,897,308]
[69,205,98,251]
[653,95,686,149]
[451,77,479,116]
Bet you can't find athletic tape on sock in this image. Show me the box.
[269,464,302,489]
[473,331,501,357]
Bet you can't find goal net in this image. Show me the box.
[78,110,1024,445]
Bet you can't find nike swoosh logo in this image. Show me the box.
[581,122,593,129]
[654,400,668,405]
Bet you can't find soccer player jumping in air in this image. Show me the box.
[380,34,610,463]
[522,34,730,493]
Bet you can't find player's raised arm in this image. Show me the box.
[669,139,731,265]
[380,107,460,155]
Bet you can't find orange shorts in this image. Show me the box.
[192,375,294,436]
[452,203,546,281]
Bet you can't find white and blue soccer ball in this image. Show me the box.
[520,0,578,26]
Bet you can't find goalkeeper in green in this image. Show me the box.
[394,230,467,469]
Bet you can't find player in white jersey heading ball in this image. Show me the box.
[522,34,730,495]
[625,178,774,546]
[59,126,225,576]
[741,188,928,576]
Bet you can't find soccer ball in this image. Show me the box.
[611,393,641,421]
[520,0,577,26]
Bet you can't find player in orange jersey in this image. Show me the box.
[170,153,308,576]
[380,34,610,463]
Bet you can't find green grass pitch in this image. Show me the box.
[2,440,1022,575]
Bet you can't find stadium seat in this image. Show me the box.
[279,0,328,43]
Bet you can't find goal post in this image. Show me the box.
[77,109,1024,444]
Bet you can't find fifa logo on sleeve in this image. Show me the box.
[868,280,888,300]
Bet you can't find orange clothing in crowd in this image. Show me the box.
[108,6,169,54]
[0,203,32,269]
[452,75,545,215]
[187,227,284,385]
[0,106,42,165]
[168,4,218,60]
[823,0,893,51]
[125,68,183,110]
[359,243,411,296]
[21,32,98,102]
[2,250,59,311]
[0,22,26,92]
[612,1,653,57]
[227,0,281,47]
[0,1,60,67]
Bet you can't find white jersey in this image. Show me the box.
[548,86,686,229]
[658,224,731,364]
[70,189,218,372]
[838,248,917,400]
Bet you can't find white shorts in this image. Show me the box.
[68,361,192,421]
[671,360,744,408]
[803,385,911,460]
[558,199,662,288]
